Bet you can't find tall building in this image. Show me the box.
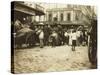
[45,5,86,26]
[44,4,96,27]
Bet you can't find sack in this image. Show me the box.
[64,32,68,37]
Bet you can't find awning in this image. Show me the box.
[45,21,85,26]
[12,1,45,16]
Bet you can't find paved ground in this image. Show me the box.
[13,45,92,73]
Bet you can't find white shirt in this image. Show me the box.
[52,32,57,37]
[71,32,77,40]
[77,31,81,37]
[39,31,44,39]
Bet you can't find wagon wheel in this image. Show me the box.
[25,32,31,47]
[88,36,97,67]
[88,37,93,63]
[25,32,35,47]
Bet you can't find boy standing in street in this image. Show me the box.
[71,29,77,51]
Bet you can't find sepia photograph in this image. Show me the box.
[11,1,97,74]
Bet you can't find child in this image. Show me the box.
[71,30,77,51]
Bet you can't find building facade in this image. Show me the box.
[12,1,45,24]
[45,5,85,26]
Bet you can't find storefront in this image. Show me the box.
[11,1,45,24]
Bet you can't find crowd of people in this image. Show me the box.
[13,20,88,50]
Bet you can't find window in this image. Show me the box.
[75,13,78,21]
[53,12,58,21]
[67,13,71,21]
[54,17,57,21]
[60,13,63,21]
[48,13,52,21]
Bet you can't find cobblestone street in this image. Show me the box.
[14,45,92,73]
